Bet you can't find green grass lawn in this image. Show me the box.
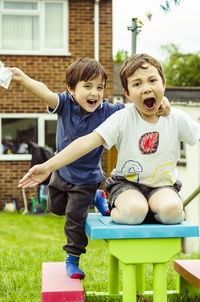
[0,212,199,302]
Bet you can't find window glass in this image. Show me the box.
[2,118,37,154]
[2,15,39,50]
[4,1,37,9]
[45,120,57,153]
[45,3,63,48]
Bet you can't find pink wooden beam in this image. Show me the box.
[42,262,84,302]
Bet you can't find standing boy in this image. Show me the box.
[10,57,169,279]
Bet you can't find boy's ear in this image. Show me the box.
[123,88,129,98]
[163,82,166,90]
[66,85,74,95]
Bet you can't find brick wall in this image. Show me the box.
[0,0,113,209]
[0,161,36,210]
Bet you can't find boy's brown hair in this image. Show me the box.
[66,58,107,89]
[120,53,166,94]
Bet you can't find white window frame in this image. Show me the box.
[0,113,57,161]
[0,0,70,56]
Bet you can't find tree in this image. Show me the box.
[114,49,129,63]
[161,43,200,87]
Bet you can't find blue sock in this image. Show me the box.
[92,190,110,216]
[66,254,85,279]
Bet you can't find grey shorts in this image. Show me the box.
[105,176,182,217]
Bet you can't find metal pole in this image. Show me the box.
[183,186,200,207]
[131,18,137,54]
[127,18,141,55]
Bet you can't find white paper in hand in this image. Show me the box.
[0,61,12,89]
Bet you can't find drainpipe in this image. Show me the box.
[94,0,100,61]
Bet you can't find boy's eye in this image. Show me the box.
[133,82,140,87]
[84,85,91,88]
[98,86,104,90]
[150,78,157,83]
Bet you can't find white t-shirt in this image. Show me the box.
[95,104,200,187]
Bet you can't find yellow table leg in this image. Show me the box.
[108,253,120,294]
[123,264,137,302]
[153,263,167,302]
[136,263,145,294]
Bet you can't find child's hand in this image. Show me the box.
[18,163,51,188]
[8,67,27,82]
[157,96,170,117]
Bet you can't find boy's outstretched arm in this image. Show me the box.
[157,96,170,116]
[8,67,58,109]
[18,132,104,188]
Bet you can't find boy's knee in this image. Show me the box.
[156,202,184,224]
[127,213,147,225]
[120,202,148,224]
[48,202,65,215]
[127,201,147,215]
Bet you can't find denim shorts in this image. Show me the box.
[105,176,182,224]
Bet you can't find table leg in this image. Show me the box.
[108,253,120,294]
[153,263,167,302]
[123,264,137,302]
[136,263,145,294]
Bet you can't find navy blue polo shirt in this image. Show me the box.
[48,91,124,185]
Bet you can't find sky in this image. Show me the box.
[113,0,200,60]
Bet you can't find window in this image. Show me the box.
[113,96,124,104]
[45,119,57,152]
[0,114,57,160]
[0,0,69,55]
[177,141,186,166]
[180,141,186,159]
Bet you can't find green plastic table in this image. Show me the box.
[85,213,199,302]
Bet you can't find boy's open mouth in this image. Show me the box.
[87,99,97,107]
[143,97,156,111]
